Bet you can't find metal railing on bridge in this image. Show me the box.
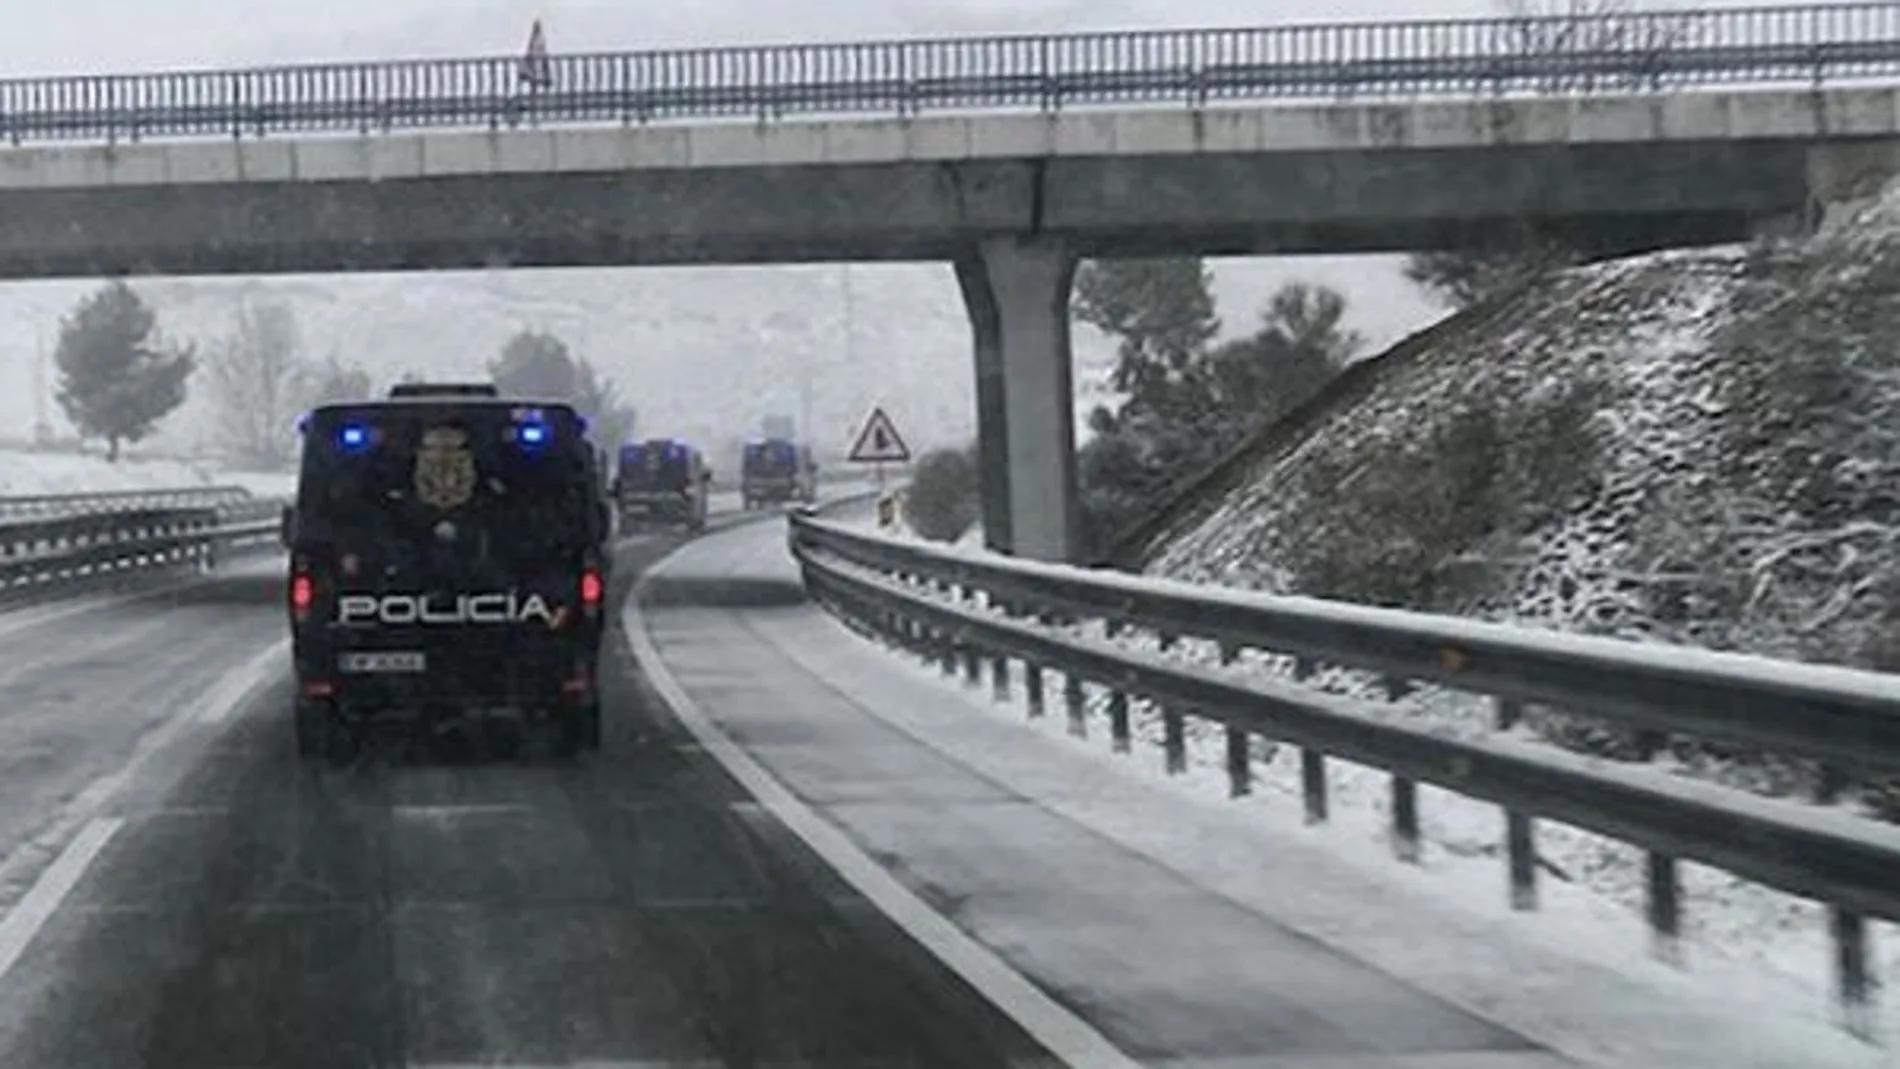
[0,486,284,600]
[787,508,1900,1039]
[3,4,1899,144]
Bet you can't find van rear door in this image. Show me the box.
[292,404,603,687]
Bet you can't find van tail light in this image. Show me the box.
[580,567,603,618]
[290,571,315,622]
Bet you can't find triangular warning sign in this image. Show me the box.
[519,19,553,88]
[848,406,911,463]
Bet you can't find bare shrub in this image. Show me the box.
[1283,373,1610,610]
[905,447,979,543]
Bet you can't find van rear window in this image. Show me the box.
[296,404,595,565]
[618,441,694,490]
[744,441,799,472]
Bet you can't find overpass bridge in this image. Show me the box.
[0,3,1897,561]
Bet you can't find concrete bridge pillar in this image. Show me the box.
[953,235,1081,563]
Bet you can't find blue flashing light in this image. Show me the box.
[516,421,549,446]
[337,422,370,452]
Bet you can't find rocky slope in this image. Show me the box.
[1153,181,1900,691]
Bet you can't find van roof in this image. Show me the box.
[310,397,580,416]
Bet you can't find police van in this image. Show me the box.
[283,384,611,761]
[739,438,817,510]
[612,438,711,532]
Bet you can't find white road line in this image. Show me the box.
[622,585,1143,1069]
[0,817,121,984]
[391,804,534,819]
[0,635,290,920]
[0,690,200,902]
[197,637,292,725]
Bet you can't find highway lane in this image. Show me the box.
[0,511,1056,1068]
[0,557,293,914]
[638,513,1578,1069]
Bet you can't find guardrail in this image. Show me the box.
[0,485,258,519]
[2,4,1898,144]
[0,488,285,600]
[787,509,1900,1038]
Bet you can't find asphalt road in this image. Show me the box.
[0,510,1056,1069]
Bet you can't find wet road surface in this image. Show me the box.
[0,517,1057,1068]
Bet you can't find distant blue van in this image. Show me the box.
[740,438,817,509]
[612,438,710,532]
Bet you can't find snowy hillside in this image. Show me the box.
[1154,179,1900,684]
[1119,177,1900,1004]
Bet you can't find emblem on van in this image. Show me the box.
[414,425,475,510]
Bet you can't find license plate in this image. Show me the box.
[339,651,426,673]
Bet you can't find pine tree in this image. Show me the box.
[1071,272,1360,559]
[1073,257,1219,395]
[1403,243,1577,310]
[53,281,194,462]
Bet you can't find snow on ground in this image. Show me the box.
[824,550,1900,1039]
[788,574,1894,1064]
[217,470,298,499]
[0,446,293,499]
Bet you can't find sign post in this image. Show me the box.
[848,406,911,528]
[519,19,552,90]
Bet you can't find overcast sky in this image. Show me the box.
[8,0,1823,76]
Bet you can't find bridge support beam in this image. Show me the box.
[954,236,1081,563]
